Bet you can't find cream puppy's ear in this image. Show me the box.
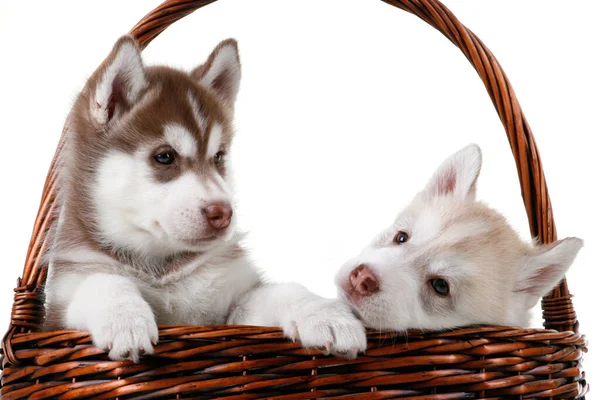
[90,36,147,127]
[191,39,241,108]
[515,237,583,309]
[419,144,482,202]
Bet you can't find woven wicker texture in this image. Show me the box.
[1,327,588,399]
[0,0,588,399]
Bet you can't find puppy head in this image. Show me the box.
[68,36,242,257]
[335,144,582,330]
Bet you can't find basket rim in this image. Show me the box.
[2,324,588,398]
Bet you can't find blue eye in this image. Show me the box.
[431,278,450,296]
[394,231,409,244]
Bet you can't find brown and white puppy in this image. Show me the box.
[336,144,582,331]
[44,36,366,362]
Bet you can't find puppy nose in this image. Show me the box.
[350,265,379,296]
[203,203,232,230]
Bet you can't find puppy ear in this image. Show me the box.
[515,238,583,309]
[420,144,482,202]
[90,36,147,127]
[191,39,241,108]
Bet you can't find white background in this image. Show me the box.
[1,0,598,385]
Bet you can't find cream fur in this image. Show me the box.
[336,144,583,331]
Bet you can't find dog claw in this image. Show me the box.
[318,343,332,356]
[290,321,300,342]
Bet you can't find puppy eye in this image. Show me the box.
[393,231,409,244]
[430,278,450,296]
[214,150,225,164]
[155,151,175,165]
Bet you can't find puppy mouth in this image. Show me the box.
[339,291,368,322]
[181,236,219,245]
[338,292,386,330]
[346,290,373,309]
[152,220,229,245]
[338,286,363,308]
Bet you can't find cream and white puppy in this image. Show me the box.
[336,144,582,331]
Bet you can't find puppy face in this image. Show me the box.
[335,145,582,331]
[70,37,242,257]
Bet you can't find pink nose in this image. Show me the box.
[349,265,379,296]
[203,203,232,230]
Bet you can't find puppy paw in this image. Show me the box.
[286,299,367,359]
[89,299,158,362]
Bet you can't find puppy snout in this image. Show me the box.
[202,203,232,230]
[350,265,379,296]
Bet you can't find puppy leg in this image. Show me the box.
[228,283,367,359]
[60,272,158,362]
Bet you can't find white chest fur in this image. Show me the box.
[140,256,261,325]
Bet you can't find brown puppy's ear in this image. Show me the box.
[90,35,147,128]
[191,39,241,108]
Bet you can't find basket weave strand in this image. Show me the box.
[0,0,588,399]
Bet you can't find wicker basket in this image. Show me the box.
[0,0,588,399]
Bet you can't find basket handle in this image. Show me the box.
[130,0,575,332]
[8,0,577,340]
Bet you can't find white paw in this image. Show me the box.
[89,299,159,362]
[283,299,367,359]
